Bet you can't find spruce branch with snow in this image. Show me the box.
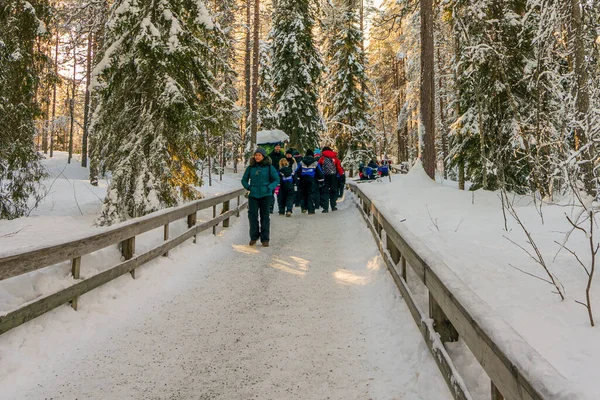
[0,0,52,219]
[271,0,324,152]
[90,0,236,225]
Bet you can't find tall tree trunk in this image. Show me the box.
[569,0,594,195]
[82,32,92,168]
[452,18,465,190]
[420,0,436,179]
[437,46,448,179]
[50,33,59,158]
[243,0,252,157]
[68,44,76,164]
[249,0,260,149]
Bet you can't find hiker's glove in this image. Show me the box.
[244,191,250,198]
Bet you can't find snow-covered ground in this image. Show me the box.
[357,163,600,398]
[0,154,452,399]
[0,152,243,316]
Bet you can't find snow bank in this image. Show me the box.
[354,168,600,398]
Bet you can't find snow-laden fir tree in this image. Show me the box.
[90,0,236,225]
[323,1,374,168]
[257,39,277,131]
[0,1,52,219]
[448,0,536,193]
[205,0,240,172]
[272,0,323,152]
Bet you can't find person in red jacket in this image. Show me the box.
[318,146,345,212]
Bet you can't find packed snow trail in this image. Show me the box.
[0,197,452,400]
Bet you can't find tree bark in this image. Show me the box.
[420,0,436,179]
[68,42,76,164]
[50,33,59,158]
[243,0,252,156]
[569,0,594,195]
[437,46,448,179]
[82,32,92,168]
[249,0,260,150]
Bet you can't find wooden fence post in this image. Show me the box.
[429,293,459,343]
[373,215,382,237]
[387,236,400,265]
[401,256,407,281]
[70,257,81,310]
[491,383,504,400]
[188,212,197,243]
[212,205,217,235]
[121,237,136,278]
[223,200,230,228]
[236,196,240,217]
[163,224,169,257]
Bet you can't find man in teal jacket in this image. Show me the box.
[241,148,280,247]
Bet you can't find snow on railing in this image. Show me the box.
[349,181,587,400]
[0,187,247,336]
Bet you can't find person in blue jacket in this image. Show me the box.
[241,148,280,247]
[295,149,324,214]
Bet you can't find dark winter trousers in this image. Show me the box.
[269,192,275,213]
[294,185,301,207]
[248,196,271,242]
[299,179,316,213]
[321,175,339,211]
[313,180,321,210]
[277,184,295,214]
[337,176,345,198]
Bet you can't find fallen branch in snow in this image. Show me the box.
[426,205,440,232]
[501,190,565,301]
[454,218,464,233]
[0,226,28,238]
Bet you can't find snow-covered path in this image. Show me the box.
[1,196,451,400]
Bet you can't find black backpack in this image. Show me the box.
[322,157,337,176]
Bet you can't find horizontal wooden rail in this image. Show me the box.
[0,188,246,281]
[349,182,582,400]
[0,188,247,336]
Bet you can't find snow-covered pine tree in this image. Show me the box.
[257,39,277,131]
[90,0,235,225]
[272,0,323,152]
[206,0,240,176]
[0,1,52,219]
[323,0,373,168]
[450,0,535,193]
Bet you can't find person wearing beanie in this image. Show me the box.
[295,149,324,214]
[277,158,296,217]
[241,148,280,246]
[285,149,297,171]
[318,145,345,212]
[268,143,285,214]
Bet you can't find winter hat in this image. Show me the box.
[254,147,267,158]
[286,149,294,156]
[322,146,333,152]
[305,149,314,157]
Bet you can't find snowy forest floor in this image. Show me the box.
[0,158,452,399]
[360,165,600,398]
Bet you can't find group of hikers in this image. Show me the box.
[358,159,392,180]
[241,143,346,247]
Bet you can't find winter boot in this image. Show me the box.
[262,241,269,247]
[249,240,257,246]
[286,212,292,217]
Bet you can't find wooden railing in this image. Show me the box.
[349,182,580,400]
[0,188,248,336]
